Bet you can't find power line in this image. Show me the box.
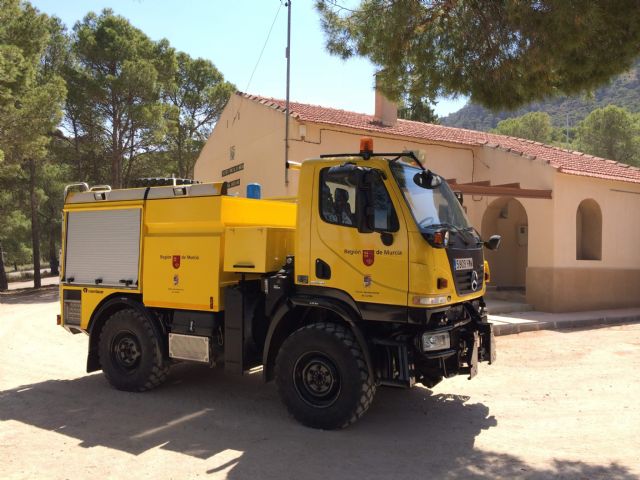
[243,1,283,94]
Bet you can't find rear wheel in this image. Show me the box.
[98,308,169,392]
[275,322,376,429]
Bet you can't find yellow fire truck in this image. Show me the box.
[58,139,499,429]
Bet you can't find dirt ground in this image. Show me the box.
[1,287,639,480]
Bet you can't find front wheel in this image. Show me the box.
[275,322,376,429]
[98,308,169,392]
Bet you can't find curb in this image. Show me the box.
[493,314,640,336]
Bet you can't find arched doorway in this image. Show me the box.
[481,197,528,289]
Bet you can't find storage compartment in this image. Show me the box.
[224,227,294,273]
[64,208,141,286]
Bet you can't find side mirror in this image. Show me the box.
[484,235,501,250]
[413,170,442,189]
[356,169,375,234]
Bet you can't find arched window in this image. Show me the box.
[576,199,602,260]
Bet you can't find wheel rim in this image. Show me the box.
[111,331,142,373]
[293,352,341,408]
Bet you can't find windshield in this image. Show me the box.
[390,162,470,230]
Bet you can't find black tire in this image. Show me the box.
[274,322,376,429]
[98,308,169,392]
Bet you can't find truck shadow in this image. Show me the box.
[0,364,634,479]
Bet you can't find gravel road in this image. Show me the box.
[1,287,639,480]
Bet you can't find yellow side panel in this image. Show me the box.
[224,227,295,273]
[294,164,314,282]
[220,196,297,227]
[142,196,225,312]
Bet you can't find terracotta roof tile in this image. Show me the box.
[240,92,640,185]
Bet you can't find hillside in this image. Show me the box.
[442,62,640,131]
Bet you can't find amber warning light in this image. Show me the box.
[360,137,374,158]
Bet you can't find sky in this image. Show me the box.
[29,0,467,118]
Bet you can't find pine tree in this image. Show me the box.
[316,0,640,110]
[0,0,66,289]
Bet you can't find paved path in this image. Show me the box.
[490,307,640,335]
[6,276,59,291]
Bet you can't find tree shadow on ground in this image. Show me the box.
[0,286,58,305]
[0,364,635,479]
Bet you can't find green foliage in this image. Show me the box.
[316,0,640,110]
[1,211,32,266]
[468,104,640,166]
[0,163,32,268]
[493,112,554,143]
[164,51,234,178]
[67,9,176,188]
[575,106,640,166]
[0,0,67,287]
[0,0,65,161]
[444,61,640,131]
[398,94,438,124]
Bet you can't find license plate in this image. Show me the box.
[455,258,473,270]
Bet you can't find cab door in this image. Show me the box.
[309,164,409,308]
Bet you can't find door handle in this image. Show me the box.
[315,258,331,280]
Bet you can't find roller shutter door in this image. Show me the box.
[64,208,141,287]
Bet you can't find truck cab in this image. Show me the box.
[59,139,498,429]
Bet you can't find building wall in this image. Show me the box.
[527,174,640,312]
[195,95,299,198]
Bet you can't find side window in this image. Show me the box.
[320,168,357,227]
[320,168,399,231]
[372,175,399,232]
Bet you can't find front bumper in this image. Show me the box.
[417,320,495,379]
[373,300,495,387]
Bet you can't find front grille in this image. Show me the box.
[454,267,484,295]
[446,247,484,296]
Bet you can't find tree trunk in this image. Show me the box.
[0,241,8,291]
[49,218,59,276]
[28,158,42,288]
[177,132,185,178]
[111,96,122,188]
[111,128,120,188]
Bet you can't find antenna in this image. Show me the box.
[284,0,292,186]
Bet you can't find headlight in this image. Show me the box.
[421,331,451,351]
[412,295,449,305]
